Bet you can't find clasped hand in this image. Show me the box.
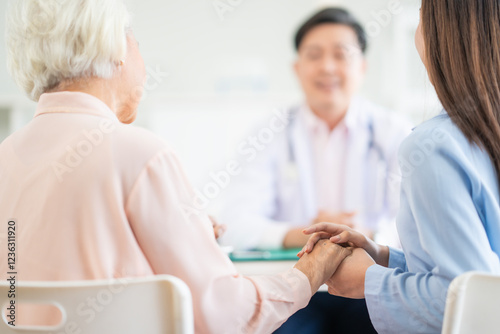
[297,223,390,299]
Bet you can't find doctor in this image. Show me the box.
[220,7,412,334]
[220,7,412,251]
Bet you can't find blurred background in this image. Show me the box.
[0,0,440,212]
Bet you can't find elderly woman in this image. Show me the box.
[0,0,351,332]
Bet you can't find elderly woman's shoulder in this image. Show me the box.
[110,123,174,162]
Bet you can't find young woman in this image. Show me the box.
[299,1,500,332]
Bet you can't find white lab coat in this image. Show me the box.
[219,98,413,250]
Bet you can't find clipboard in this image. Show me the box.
[229,248,302,262]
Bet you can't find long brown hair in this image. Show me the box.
[421,0,500,184]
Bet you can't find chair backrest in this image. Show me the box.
[0,275,194,334]
[442,271,500,334]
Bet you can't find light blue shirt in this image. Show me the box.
[364,112,500,333]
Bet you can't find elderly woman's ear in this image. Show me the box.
[113,33,147,124]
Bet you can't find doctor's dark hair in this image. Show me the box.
[294,8,367,53]
[421,0,500,187]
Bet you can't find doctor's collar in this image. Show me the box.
[343,100,359,131]
[302,104,354,135]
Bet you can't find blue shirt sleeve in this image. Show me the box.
[364,127,500,333]
[388,247,407,270]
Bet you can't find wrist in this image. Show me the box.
[373,245,390,267]
[294,259,321,294]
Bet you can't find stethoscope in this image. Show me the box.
[283,106,389,215]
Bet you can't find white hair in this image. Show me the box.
[5,0,131,101]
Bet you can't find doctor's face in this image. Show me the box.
[294,24,366,116]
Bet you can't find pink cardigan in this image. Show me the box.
[0,92,310,333]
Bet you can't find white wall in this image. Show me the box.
[0,0,440,204]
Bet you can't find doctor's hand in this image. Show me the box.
[294,240,351,294]
[282,227,310,249]
[297,223,389,267]
[312,210,356,229]
[325,247,375,299]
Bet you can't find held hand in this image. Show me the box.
[297,223,389,267]
[312,210,356,228]
[325,248,375,299]
[209,216,226,240]
[294,240,351,294]
[283,213,356,249]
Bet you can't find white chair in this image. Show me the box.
[442,271,500,334]
[0,275,193,334]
